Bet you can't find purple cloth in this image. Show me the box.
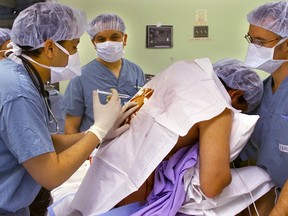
[132,144,199,216]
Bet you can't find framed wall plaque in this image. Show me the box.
[146,25,173,48]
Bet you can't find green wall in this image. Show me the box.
[58,0,274,93]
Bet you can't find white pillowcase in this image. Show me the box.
[229,113,259,161]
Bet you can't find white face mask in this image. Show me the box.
[22,42,81,83]
[50,43,81,83]
[95,41,125,63]
[244,38,288,74]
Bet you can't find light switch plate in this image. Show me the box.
[194,26,209,38]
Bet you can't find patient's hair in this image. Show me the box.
[213,58,263,113]
[218,77,247,105]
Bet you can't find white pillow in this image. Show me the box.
[229,113,259,161]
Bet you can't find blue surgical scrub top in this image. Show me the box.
[0,59,54,214]
[63,58,145,132]
[243,76,288,188]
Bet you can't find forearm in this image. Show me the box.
[52,132,98,187]
[52,132,85,153]
[269,181,288,216]
[26,89,123,190]
[200,161,231,198]
[23,132,100,190]
[199,108,232,198]
[64,125,80,134]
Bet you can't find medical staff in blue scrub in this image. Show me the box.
[240,1,288,215]
[63,13,145,134]
[0,28,11,60]
[0,3,137,215]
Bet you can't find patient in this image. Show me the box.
[111,58,261,205]
[48,58,274,216]
[109,58,267,213]
[67,58,275,215]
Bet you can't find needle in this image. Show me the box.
[134,86,142,90]
[97,90,131,99]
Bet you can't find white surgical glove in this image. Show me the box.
[105,101,139,140]
[86,89,121,142]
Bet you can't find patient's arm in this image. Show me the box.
[198,108,232,198]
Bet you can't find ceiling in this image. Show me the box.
[0,0,47,28]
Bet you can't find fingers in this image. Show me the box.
[104,124,130,140]
[115,124,130,137]
[109,88,120,104]
[122,101,138,112]
[114,103,139,127]
[121,104,139,120]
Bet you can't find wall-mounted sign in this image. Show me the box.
[146,25,173,48]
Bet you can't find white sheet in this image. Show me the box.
[48,57,274,216]
[179,166,274,216]
[47,161,90,216]
[71,58,239,215]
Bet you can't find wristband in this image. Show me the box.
[86,125,107,143]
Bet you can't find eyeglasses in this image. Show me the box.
[244,34,282,48]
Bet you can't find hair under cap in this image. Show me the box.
[213,58,263,113]
[11,2,86,48]
[0,28,11,46]
[87,13,126,39]
[247,1,288,37]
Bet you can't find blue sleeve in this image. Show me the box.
[138,68,146,86]
[2,97,54,163]
[136,67,146,87]
[62,77,85,117]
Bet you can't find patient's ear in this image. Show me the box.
[228,89,243,99]
[228,89,248,112]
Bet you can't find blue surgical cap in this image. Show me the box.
[87,14,126,39]
[0,28,11,46]
[247,1,288,37]
[11,2,86,48]
[213,58,263,113]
